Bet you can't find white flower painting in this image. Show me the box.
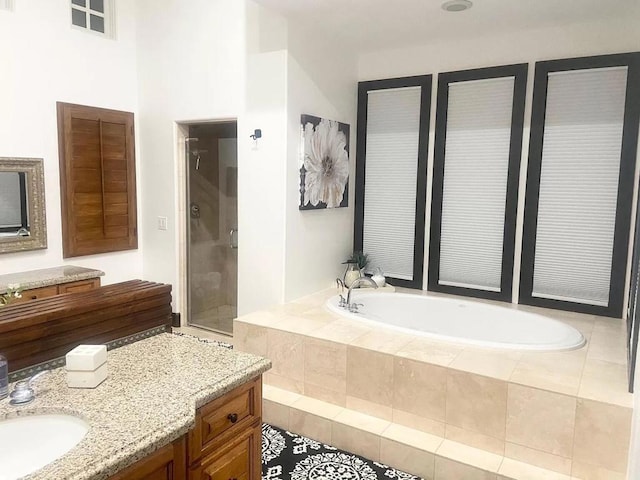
[299,114,350,210]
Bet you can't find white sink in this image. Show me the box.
[0,414,89,480]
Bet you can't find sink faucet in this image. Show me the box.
[9,370,50,405]
[346,276,378,312]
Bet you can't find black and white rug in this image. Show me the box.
[262,423,423,480]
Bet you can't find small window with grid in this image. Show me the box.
[71,0,113,37]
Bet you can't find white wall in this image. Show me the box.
[0,0,142,284]
[284,24,358,302]
[239,2,358,311]
[236,2,288,315]
[358,19,640,80]
[134,0,245,310]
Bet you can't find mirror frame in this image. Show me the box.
[0,157,47,254]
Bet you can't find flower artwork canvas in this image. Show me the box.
[299,114,350,210]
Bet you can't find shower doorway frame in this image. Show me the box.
[175,118,238,338]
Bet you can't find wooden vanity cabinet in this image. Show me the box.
[111,376,262,480]
[108,437,187,480]
[189,425,261,480]
[12,278,101,304]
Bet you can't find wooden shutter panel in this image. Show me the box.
[57,102,138,258]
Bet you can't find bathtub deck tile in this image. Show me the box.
[449,348,522,381]
[349,329,414,355]
[312,318,372,345]
[509,350,586,397]
[578,358,632,408]
[392,408,447,437]
[445,424,505,456]
[381,423,443,453]
[436,439,503,473]
[346,395,393,421]
[499,458,572,480]
[395,337,464,367]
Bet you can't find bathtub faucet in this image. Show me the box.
[336,278,347,307]
[346,276,378,313]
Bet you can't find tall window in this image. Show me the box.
[71,0,113,37]
[354,76,431,288]
[428,65,528,301]
[520,53,640,317]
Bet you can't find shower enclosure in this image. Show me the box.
[185,122,237,335]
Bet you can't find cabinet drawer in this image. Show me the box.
[58,278,100,294]
[188,377,261,463]
[189,425,260,480]
[14,285,59,303]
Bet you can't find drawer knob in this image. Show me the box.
[227,413,238,423]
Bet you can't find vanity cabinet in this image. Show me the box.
[111,376,262,480]
[12,278,101,304]
[108,438,187,480]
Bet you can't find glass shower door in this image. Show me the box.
[186,122,238,335]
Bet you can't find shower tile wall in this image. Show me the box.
[188,125,237,334]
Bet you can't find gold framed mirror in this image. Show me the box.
[0,157,47,254]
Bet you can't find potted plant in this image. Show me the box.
[342,251,369,287]
[0,284,22,307]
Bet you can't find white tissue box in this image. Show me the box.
[66,345,107,371]
[66,344,108,389]
[67,363,108,389]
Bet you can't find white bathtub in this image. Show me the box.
[326,292,586,351]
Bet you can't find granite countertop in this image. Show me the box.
[0,333,271,480]
[0,266,105,293]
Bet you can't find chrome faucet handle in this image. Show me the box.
[338,294,347,308]
[9,370,50,405]
[348,303,364,313]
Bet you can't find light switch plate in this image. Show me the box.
[158,216,168,230]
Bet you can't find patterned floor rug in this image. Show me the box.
[262,423,423,480]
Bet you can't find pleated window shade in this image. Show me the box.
[439,77,515,291]
[532,67,628,306]
[0,172,22,228]
[363,87,421,280]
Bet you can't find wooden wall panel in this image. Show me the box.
[57,102,138,258]
[0,280,171,373]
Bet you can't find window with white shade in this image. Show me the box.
[0,0,14,11]
[71,0,114,37]
[520,53,640,317]
[355,76,431,288]
[428,65,527,301]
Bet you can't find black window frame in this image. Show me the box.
[520,52,640,318]
[627,177,640,392]
[354,75,432,289]
[428,64,528,302]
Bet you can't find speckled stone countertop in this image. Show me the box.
[0,333,271,480]
[0,266,104,293]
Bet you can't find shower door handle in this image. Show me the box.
[229,228,238,249]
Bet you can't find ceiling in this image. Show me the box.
[253,0,640,53]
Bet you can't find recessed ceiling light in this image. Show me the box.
[441,0,473,12]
